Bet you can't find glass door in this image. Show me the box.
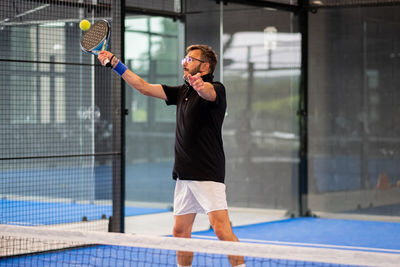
[124,15,184,233]
[222,4,301,214]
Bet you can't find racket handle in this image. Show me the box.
[104,58,111,68]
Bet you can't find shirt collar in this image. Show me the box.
[202,73,214,82]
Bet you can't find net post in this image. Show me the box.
[297,0,309,217]
[110,0,125,233]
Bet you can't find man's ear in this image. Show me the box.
[201,62,210,73]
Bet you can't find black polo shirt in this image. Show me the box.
[162,74,226,183]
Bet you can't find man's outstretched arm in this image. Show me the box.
[98,51,167,100]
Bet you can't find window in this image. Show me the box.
[125,16,183,123]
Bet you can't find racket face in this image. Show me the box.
[80,20,110,55]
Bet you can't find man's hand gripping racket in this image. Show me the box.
[80,19,111,67]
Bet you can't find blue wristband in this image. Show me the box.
[113,61,127,76]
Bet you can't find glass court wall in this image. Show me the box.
[222,3,301,212]
[123,0,301,228]
[307,1,400,219]
[123,0,400,225]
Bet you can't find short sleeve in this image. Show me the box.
[211,82,226,107]
[162,84,180,106]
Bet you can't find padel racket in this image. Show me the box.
[80,19,111,67]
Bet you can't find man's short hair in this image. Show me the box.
[186,44,218,74]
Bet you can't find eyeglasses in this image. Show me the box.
[181,56,205,65]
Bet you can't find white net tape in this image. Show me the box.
[1,224,399,267]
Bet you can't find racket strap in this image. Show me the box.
[113,60,127,76]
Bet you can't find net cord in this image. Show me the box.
[1,225,399,266]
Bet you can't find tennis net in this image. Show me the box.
[1,224,399,267]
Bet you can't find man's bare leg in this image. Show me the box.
[173,213,196,266]
[208,210,245,266]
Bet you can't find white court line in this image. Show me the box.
[192,235,400,254]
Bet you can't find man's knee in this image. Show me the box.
[173,214,196,238]
[173,226,186,237]
[212,222,232,240]
[173,223,192,238]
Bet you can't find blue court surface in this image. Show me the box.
[1,199,170,226]
[1,217,399,266]
[194,217,400,252]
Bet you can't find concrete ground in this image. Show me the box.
[125,207,288,236]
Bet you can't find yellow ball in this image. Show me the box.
[79,19,91,31]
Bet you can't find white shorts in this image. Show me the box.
[173,179,228,215]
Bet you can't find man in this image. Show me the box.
[98,45,245,267]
